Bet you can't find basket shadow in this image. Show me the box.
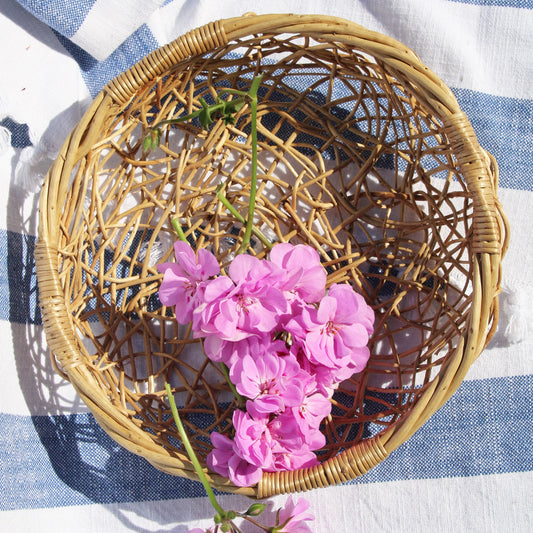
[5,145,212,529]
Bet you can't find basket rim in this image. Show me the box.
[35,13,509,498]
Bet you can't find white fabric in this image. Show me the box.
[70,0,166,61]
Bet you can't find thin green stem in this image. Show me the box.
[154,108,203,127]
[164,382,226,517]
[237,74,262,254]
[171,218,188,242]
[239,516,271,531]
[216,187,272,250]
[151,95,247,133]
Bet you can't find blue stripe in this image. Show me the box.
[17,0,97,38]
[447,0,533,8]
[356,373,533,484]
[1,374,531,510]
[451,88,533,191]
[0,412,205,511]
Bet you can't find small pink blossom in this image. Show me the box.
[232,409,274,469]
[192,275,235,337]
[227,453,263,487]
[300,283,374,374]
[158,241,219,323]
[273,495,315,533]
[206,432,234,480]
[194,255,288,341]
[230,340,304,414]
[270,446,320,473]
[269,242,327,303]
[292,382,332,433]
[207,430,262,487]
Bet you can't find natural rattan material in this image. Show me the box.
[36,14,508,498]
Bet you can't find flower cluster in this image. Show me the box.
[158,241,374,487]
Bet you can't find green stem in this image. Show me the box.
[240,516,271,532]
[216,187,272,250]
[154,108,203,128]
[171,218,188,242]
[237,74,262,254]
[164,382,226,517]
[151,94,247,134]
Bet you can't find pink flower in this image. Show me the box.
[202,334,239,365]
[270,410,323,455]
[233,409,274,469]
[273,495,315,533]
[192,275,235,336]
[229,339,304,414]
[158,241,219,323]
[206,430,262,487]
[226,454,263,487]
[269,243,327,303]
[194,254,288,341]
[271,446,320,473]
[265,411,322,473]
[203,335,271,366]
[300,283,374,374]
[292,382,332,433]
[206,432,235,479]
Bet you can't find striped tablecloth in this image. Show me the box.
[1,1,531,531]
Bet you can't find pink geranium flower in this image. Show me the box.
[267,411,322,472]
[158,241,219,323]
[229,339,304,414]
[273,495,315,533]
[232,409,274,469]
[194,254,288,341]
[206,430,262,487]
[300,283,374,373]
[269,242,327,303]
[292,380,332,433]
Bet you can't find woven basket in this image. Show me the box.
[36,14,508,498]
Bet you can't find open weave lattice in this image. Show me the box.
[36,14,508,498]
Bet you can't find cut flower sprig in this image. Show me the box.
[151,75,375,532]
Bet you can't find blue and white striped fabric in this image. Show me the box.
[1,0,532,531]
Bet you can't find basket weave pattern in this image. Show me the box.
[36,14,508,498]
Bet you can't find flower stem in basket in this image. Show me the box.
[171,217,188,243]
[145,74,266,256]
[219,361,246,406]
[216,185,272,251]
[236,74,262,255]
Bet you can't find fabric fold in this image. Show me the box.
[16,0,167,60]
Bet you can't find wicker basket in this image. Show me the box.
[36,14,508,498]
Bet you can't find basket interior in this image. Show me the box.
[57,31,474,466]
